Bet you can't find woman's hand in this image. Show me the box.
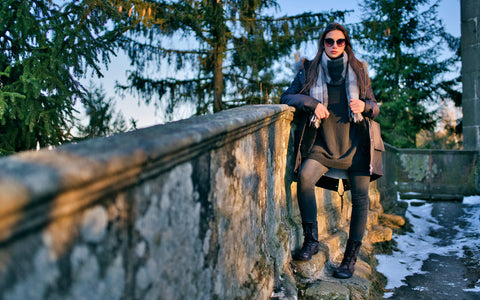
[349,99,365,114]
[314,103,330,119]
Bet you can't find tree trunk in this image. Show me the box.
[212,0,226,113]
[213,44,225,113]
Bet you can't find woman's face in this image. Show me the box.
[324,30,346,59]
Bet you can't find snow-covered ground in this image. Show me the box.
[376,195,480,298]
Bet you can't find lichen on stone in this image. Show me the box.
[399,154,437,182]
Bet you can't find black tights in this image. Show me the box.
[298,159,370,242]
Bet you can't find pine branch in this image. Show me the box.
[119,37,208,55]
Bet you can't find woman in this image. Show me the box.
[280,23,383,279]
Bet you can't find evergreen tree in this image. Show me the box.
[0,0,126,154]
[116,0,348,116]
[357,0,460,148]
[77,83,136,139]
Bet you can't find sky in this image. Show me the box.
[276,0,460,36]
[85,0,461,129]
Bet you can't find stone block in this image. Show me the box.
[366,209,380,229]
[462,97,480,126]
[321,231,348,262]
[290,249,327,279]
[461,49,480,75]
[461,0,480,22]
[304,280,350,300]
[463,125,480,150]
[369,183,383,210]
[316,213,329,235]
[367,225,393,244]
[380,213,405,229]
[461,70,479,101]
[461,18,479,49]
[343,276,373,300]
[271,271,298,300]
[354,259,373,279]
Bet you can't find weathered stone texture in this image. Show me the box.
[132,163,207,299]
[461,0,480,150]
[0,196,130,300]
[378,145,479,201]
[0,104,398,300]
[304,281,350,300]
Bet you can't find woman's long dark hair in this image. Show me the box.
[302,23,370,97]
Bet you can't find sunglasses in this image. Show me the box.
[324,38,346,47]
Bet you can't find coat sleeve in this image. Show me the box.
[362,84,380,120]
[280,71,320,113]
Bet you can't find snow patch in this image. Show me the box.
[377,195,480,292]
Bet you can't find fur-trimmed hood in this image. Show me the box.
[294,57,308,72]
[293,57,307,72]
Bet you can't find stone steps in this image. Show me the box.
[279,182,406,300]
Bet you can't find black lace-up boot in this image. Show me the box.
[333,239,362,279]
[293,222,320,261]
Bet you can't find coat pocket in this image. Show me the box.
[370,120,385,151]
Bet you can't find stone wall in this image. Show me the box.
[377,143,479,208]
[0,105,396,300]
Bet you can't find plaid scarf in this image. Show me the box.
[309,52,363,123]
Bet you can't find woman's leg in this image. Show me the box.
[347,173,371,242]
[297,159,329,222]
[294,159,329,261]
[334,172,370,278]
